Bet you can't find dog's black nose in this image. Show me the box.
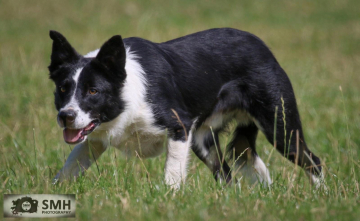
[58,109,77,127]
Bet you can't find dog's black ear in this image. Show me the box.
[94,35,126,81]
[48,30,80,72]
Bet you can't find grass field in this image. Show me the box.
[1,0,360,220]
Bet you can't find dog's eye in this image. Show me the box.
[60,87,66,93]
[89,89,98,95]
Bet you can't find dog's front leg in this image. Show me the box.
[53,140,107,183]
[164,137,191,189]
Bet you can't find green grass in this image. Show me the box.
[0,0,360,220]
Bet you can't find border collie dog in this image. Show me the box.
[49,28,323,189]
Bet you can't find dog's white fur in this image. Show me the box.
[164,132,192,189]
[240,155,272,186]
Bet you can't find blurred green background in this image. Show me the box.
[0,0,359,220]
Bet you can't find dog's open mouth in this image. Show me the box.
[63,121,99,144]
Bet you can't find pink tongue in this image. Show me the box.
[63,128,83,143]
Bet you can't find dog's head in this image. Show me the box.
[48,31,127,144]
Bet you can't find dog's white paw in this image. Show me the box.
[165,173,182,190]
[310,173,328,191]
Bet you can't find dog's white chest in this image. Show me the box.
[113,122,167,158]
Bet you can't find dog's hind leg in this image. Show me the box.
[217,76,323,188]
[192,127,232,184]
[248,85,323,186]
[238,66,322,187]
[53,140,107,183]
[226,122,272,186]
[255,106,324,188]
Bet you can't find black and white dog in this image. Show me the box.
[49,28,323,188]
